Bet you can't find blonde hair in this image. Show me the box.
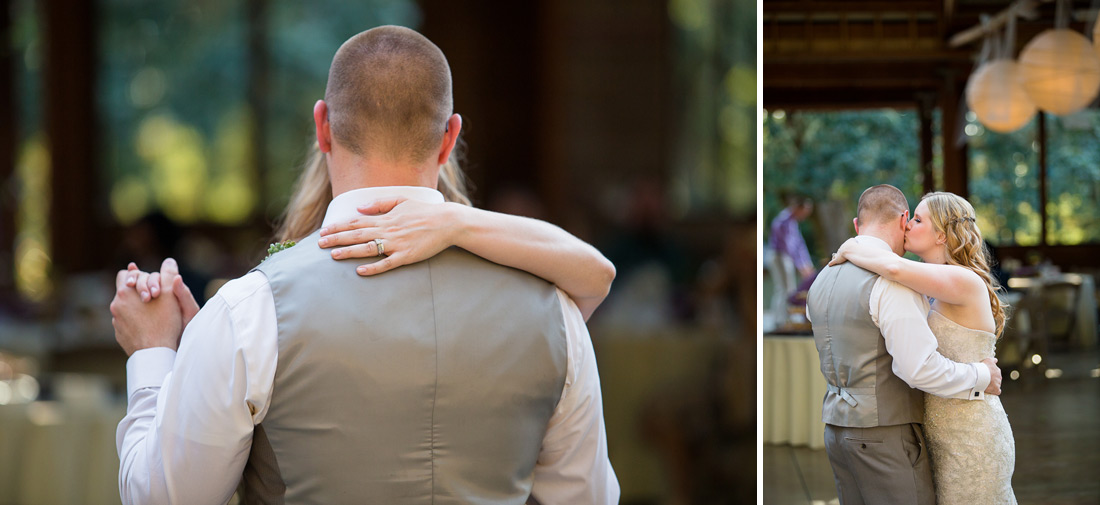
[921,192,1007,336]
[274,140,471,243]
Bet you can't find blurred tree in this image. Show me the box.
[98,0,419,227]
[763,109,923,260]
[764,108,1100,261]
[1046,111,1100,245]
[670,0,755,217]
[965,113,1041,246]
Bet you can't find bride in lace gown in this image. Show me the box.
[831,191,1016,504]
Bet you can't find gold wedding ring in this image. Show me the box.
[374,238,385,256]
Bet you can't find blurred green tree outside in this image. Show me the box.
[762,109,923,260]
[98,0,420,226]
[764,108,1100,263]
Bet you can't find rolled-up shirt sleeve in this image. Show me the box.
[870,278,990,400]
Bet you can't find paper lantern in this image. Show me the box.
[966,59,1037,133]
[1017,29,1100,116]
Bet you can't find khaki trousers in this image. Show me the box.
[824,423,935,505]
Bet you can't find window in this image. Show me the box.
[98,0,253,226]
[763,109,924,259]
[97,0,421,227]
[669,0,755,216]
[965,113,1041,246]
[1046,110,1100,245]
[967,109,1100,247]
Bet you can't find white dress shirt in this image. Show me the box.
[809,235,991,400]
[117,186,620,505]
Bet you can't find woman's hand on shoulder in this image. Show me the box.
[827,237,860,267]
[318,197,462,276]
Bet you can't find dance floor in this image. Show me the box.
[763,349,1100,505]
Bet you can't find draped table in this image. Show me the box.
[0,375,125,505]
[1007,273,1097,350]
[762,334,826,449]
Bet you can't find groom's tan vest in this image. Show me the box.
[241,231,568,504]
[807,263,924,427]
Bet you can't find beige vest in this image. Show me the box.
[807,263,924,427]
[241,231,568,504]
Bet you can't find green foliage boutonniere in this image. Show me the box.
[264,241,296,261]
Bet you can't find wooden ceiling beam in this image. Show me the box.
[763,88,929,110]
[765,1,942,13]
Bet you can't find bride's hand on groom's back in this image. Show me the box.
[318,197,459,276]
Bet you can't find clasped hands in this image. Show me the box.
[110,258,200,356]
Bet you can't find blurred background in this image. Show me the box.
[0,0,755,503]
[762,1,1100,504]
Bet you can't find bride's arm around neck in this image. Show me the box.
[832,238,986,306]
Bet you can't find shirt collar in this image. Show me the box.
[322,186,444,228]
[854,234,892,251]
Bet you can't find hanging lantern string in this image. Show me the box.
[978,14,995,65]
[1001,4,1018,60]
[1055,0,1069,29]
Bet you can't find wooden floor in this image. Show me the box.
[763,350,1100,505]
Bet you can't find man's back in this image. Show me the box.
[807,262,923,428]
[244,231,567,504]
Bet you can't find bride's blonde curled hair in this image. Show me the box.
[274,139,472,243]
[921,191,1007,337]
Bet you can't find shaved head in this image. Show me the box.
[324,26,452,163]
[856,184,909,226]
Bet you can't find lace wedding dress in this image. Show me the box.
[924,310,1017,504]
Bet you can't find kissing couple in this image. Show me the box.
[808,184,1016,504]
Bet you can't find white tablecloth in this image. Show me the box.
[763,335,826,449]
[0,380,125,505]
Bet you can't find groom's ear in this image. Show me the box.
[314,100,333,153]
[436,114,462,165]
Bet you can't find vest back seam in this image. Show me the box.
[428,258,439,505]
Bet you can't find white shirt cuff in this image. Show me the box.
[126,347,177,398]
[969,361,990,400]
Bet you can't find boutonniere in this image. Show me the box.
[264,241,296,261]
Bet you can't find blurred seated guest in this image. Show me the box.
[768,194,815,327]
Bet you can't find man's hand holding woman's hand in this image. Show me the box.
[110,258,200,356]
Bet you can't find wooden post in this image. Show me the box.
[44,0,98,274]
[918,94,935,195]
[0,0,16,292]
[940,71,969,197]
[1038,111,1048,246]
